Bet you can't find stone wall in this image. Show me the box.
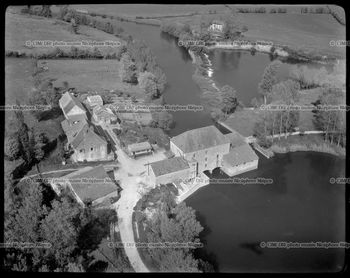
[221,159,258,177]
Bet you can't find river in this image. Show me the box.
[116,20,345,272]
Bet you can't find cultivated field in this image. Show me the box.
[5,9,124,56]
[37,59,143,96]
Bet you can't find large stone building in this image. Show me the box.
[170,125,231,175]
[148,125,259,186]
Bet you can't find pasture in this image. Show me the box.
[5,10,124,56]
[37,59,143,96]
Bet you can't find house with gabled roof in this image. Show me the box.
[59,91,87,121]
[59,92,114,163]
[51,165,119,207]
[148,156,191,186]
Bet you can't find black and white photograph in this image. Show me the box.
[2,2,347,273]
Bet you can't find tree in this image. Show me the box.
[5,181,47,243]
[29,90,48,120]
[221,85,238,115]
[119,53,137,84]
[313,88,345,146]
[40,196,82,269]
[17,121,32,165]
[159,249,200,272]
[258,60,282,104]
[5,134,21,160]
[31,129,49,162]
[39,5,52,17]
[138,71,159,98]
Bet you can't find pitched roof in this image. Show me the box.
[223,143,259,167]
[60,92,86,115]
[150,156,190,177]
[61,119,88,143]
[171,126,230,153]
[67,165,118,201]
[224,130,246,148]
[93,105,117,119]
[71,125,107,149]
[87,95,103,104]
[127,141,152,153]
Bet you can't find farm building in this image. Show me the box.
[148,156,191,186]
[59,91,87,122]
[93,105,120,125]
[208,20,225,40]
[86,95,103,108]
[208,20,225,32]
[221,143,259,176]
[51,165,119,206]
[170,125,231,175]
[63,122,112,162]
[128,141,153,158]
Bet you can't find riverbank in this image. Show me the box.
[269,134,346,157]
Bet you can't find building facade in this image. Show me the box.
[170,126,231,176]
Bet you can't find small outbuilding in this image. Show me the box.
[127,141,153,158]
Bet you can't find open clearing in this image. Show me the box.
[5,10,124,56]
[37,59,143,96]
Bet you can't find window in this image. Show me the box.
[193,154,195,159]
[91,147,94,151]
[205,163,207,168]
[80,149,84,153]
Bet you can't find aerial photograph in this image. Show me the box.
[3,3,347,273]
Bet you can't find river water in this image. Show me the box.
[117,20,345,272]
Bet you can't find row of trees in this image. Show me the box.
[134,185,214,272]
[21,5,52,17]
[58,6,131,41]
[237,7,286,13]
[254,79,301,147]
[5,103,51,165]
[6,47,125,60]
[313,88,346,147]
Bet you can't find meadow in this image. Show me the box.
[5,10,124,56]
[37,59,143,96]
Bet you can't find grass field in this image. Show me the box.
[5,58,64,139]
[37,59,143,95]
[72,4,228,18]
[5,58,36,135]
[238,13,345,57]
[166,11,344,57]
[5,10,124,56]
